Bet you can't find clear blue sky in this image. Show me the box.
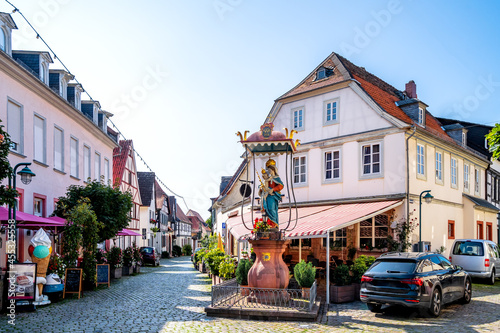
[2,0,500,219]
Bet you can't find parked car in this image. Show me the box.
[140,247,161,266]
[360,252,471,317]
[449,239,500,284]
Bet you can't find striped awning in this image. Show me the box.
[226,200,402,240]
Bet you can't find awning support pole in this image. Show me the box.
[299,238,302,262]
[327,230,330,304]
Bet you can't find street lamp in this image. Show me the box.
[418,190,433,252]
[7,162,36,263]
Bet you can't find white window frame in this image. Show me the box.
[83,145,91,182]
[293,155,307,186]
[416,143,425,179]
[104,158,110,185]
[464,163,470,193]
[462,131,467,146]
[94,151,101,181]
[292,107,304,131]
[33,198,43,217]
[316,68,326,80]
[33,113,46,164]
[418,107,425,125]
[360,141,383,179]
[70,136,79,178]
[474,168,481,195]
[451,157,458,189]
[53,125,64,172]
[7,98,24,154]
[0,27,6,52]
[435,150,443,184]
[323,148,341,183]
[324,99,339,125]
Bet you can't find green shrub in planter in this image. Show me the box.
[182,244,192,256]
[332,264,351,286]
[293,260,316,288]
[161,251,170,259]
[172,245,182,257]
[218,256,236,280]
[350,255,376,283]
[204,249,225,276]
[235,259,253,286]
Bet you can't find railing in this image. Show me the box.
[211,279,317,312]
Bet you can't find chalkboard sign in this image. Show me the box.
[63,268,82,299]
[96,264,110,288]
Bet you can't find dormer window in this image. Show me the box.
[462,131,467,146]
[40,63,46,84]
[418,107,425,125]
[0,13,17,56]
[316,68,326,80]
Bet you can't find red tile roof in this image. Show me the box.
[276,52,454,144]
[112,140,132,187]
[188,216,201,232]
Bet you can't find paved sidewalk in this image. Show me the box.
[1,257,500,332]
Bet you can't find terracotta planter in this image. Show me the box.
[330,284,355,303]
[240,285,250,296]
[302,287,311,299]
[110,267,122,279]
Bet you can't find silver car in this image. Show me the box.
[449,239,500,284]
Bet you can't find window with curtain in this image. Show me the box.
[70,137,78,178]
[7,100,22,153]
[83,145,91,181]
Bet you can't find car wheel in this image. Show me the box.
[460,278,472,304]
[487,270,495,285]
[429,288,442,317]
[367,303,382,313]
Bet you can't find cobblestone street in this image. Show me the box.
[1,256,500,332]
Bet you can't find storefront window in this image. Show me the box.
[360,215,389,249]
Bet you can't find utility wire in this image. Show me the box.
[4,0,190,212]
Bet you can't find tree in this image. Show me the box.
[54,179,133,243]
[205,216,213,230]
[486,123,500,160]
[0,120,17,207]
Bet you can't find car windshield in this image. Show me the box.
[141,248,153,254]
[366,260,416,274]
[452,241,484,256]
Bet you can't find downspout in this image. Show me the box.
[406,126,417,229]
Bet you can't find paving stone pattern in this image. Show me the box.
[1,257,499,332]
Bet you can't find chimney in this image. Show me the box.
[405,80,417,99]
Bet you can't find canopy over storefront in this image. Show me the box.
[227,200,403,241]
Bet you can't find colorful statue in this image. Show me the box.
[258,159,284,225]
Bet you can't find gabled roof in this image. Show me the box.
[275,52,454,144]
[155,181,169,213]
[175,203,191,224]
[214,159,248,203]
[112,140,133,187]
[187,209,204,223]
[188,216,201,232]
[137,172,155,207]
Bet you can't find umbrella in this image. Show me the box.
[0,207,66,227]
[217,233,224,251]
[116,228,141,236]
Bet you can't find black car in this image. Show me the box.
[360,252,471,317]
[139,247,161,266]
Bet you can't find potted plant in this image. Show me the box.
[204,248,225,285]
[350,255,376,300]
[330,264,354,303]
[107,246,122,279]
[132,244,143,273]
[218,256,236,281]
[122,246,134,276]
[293,260,316,298]
[235,259,253,296]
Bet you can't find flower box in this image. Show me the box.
[122,266,132,276]
[330,284,355,303]
[111,267,122,279]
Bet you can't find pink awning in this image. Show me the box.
[226,200,402,240]
[116,228,142,236]
[0,207,66,227]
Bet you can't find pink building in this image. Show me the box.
[0,13,117,267]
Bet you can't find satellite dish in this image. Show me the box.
[239,184,252,198]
